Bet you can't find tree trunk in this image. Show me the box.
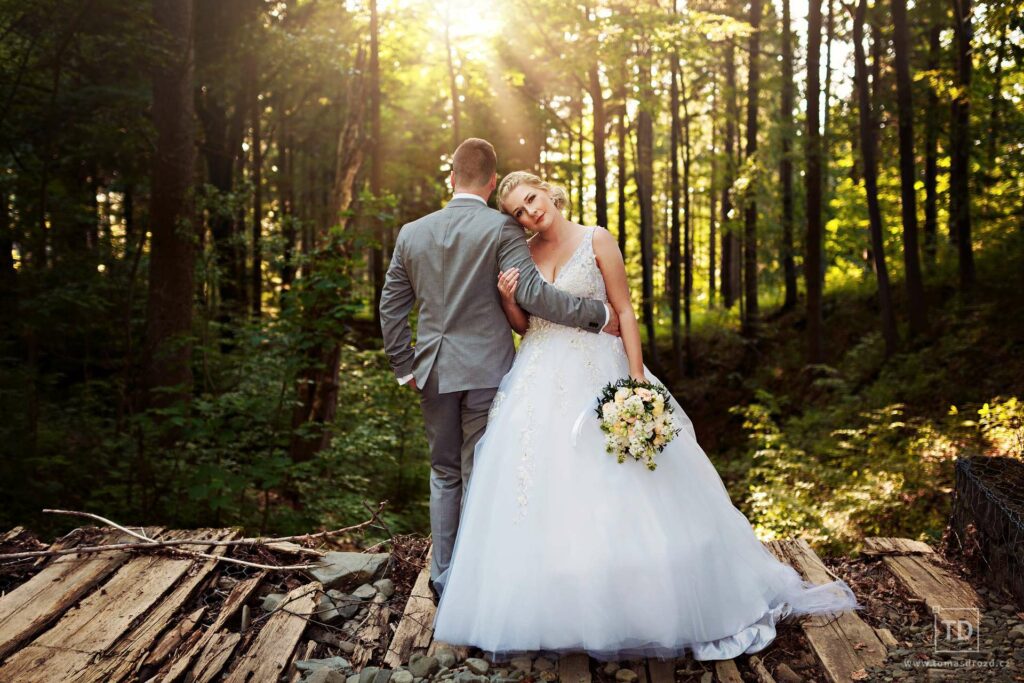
[853,0,899,356]
[742,0,762,337]
[669,53,682,376]
[143,0,197,408]
[923,23,939,268]
[617,108,628,256]
[682,79,694,376]
[721,39,739,309]
[985,28,1007,177]
[890,0,928,337]
[805,0,825,363]
[280,122,297,289]
[779,0,797,311]
[636,54,659,367]
[248,50,263,318]
[369,0,383,325]
[949,0,975,291]
[444,9,460,149]
[823,0,835,204]
[589,65,608,229]
[708,78,718,307]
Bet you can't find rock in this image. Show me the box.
[347,675,360,683]
[296,657,353,674]
[700,672,712,683]
[374,578,396,599]
[775,663,802,683]
[465,658,490,675]
[373,669,393,683]
[327,589,362,619]
[306,671,347,683]
[1001,604,1017,614]
[436,667,451,678]
[454,673,487,683]
[533,658,554,672]
[509,657,532,673]
[409,656,439,678]
[615,669,638,683]
[353,583,379,600]
[1009,624,1024,639]
[436,648,458,669]
[602,662,620,674]
[359,667,380,683]
[261,592,286,612]
[409,653,424,666]
[310,552,390,591]
[391,671,414,683]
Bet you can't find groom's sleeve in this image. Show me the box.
[379,234,417,381]
[496,217,606,333]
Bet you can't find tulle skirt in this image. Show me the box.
[432,323,859,661]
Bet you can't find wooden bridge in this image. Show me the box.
[0,527,987,682]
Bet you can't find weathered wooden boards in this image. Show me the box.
[384,547,435,667]
[646,658,674,683]
[863,537,981,612]
[714,659,744,683]
[224,581,321,683]
[766,539,887,683]
[0,529,145,660]
[0,528,228,682]
[159,571,266,682]
[557,653,592,683]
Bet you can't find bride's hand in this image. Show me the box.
[498,268,520,303]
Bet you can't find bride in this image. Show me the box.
[431,171,859,661]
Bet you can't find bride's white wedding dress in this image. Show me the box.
[432,226,859,661]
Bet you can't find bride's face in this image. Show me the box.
[503,184,558,232]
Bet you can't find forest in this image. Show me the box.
[0,0,1021,552]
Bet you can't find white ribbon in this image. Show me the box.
[570,396,602,447]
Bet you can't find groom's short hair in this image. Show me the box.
[452,138,496,188]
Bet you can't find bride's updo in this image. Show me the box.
[497,171,569,217]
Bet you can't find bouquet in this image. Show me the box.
[595,378,681,470]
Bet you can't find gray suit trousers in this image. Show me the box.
[419,372,497,592]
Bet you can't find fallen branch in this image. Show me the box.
[0,503,387,567]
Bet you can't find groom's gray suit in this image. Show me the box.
[379,195,607,590]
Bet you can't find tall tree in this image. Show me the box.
[669,50,682,376]
[720,39,739,309]
[853,0,899,356]
[708,81,718,307]
[742,0,762,336]
[247,47,263,318]
[369,0,383,325]
[949,0,975,291]
[805,0,825,362]
[923,22,940,268]
[143,0,197,407]
[617,107,628,256]
[635,43,659,367]
[681,72,694,376]
[890,0,929,336]
[589,64,608,228]
[779,0,798,311]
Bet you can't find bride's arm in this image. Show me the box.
[593,228,646,380]
[498,267,529,334]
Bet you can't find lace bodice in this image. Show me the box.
[526,226,607,337]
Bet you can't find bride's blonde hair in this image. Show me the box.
[497,171,570,218]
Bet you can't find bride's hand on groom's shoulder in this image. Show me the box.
[603,306,621,337]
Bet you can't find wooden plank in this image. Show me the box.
[87,528,237,682]
[0,529,208,682]
[192,630,241,683]
[875,627,899,648]
[631,662,649,683]
[383,547,434,667]
[352,596,392,669]
[223,581,320,683]
[714,659,743,683]
[0,529,143,661]
[865,538,981,613]
[0,526,27,543]
[647,658,674,683]
[557,653,591,683]
[766,539,887,683]
[862,537,935,556]
[143,606,207,668]
[158,571,265,682]
[748,656,774,683]
[289,640,317,683]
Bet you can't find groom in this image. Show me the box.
[379,138,617,596]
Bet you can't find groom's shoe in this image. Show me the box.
[427,578,441,603]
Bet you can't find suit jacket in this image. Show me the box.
[379,197,607,394]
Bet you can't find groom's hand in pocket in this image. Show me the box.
[408,378,419,391]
